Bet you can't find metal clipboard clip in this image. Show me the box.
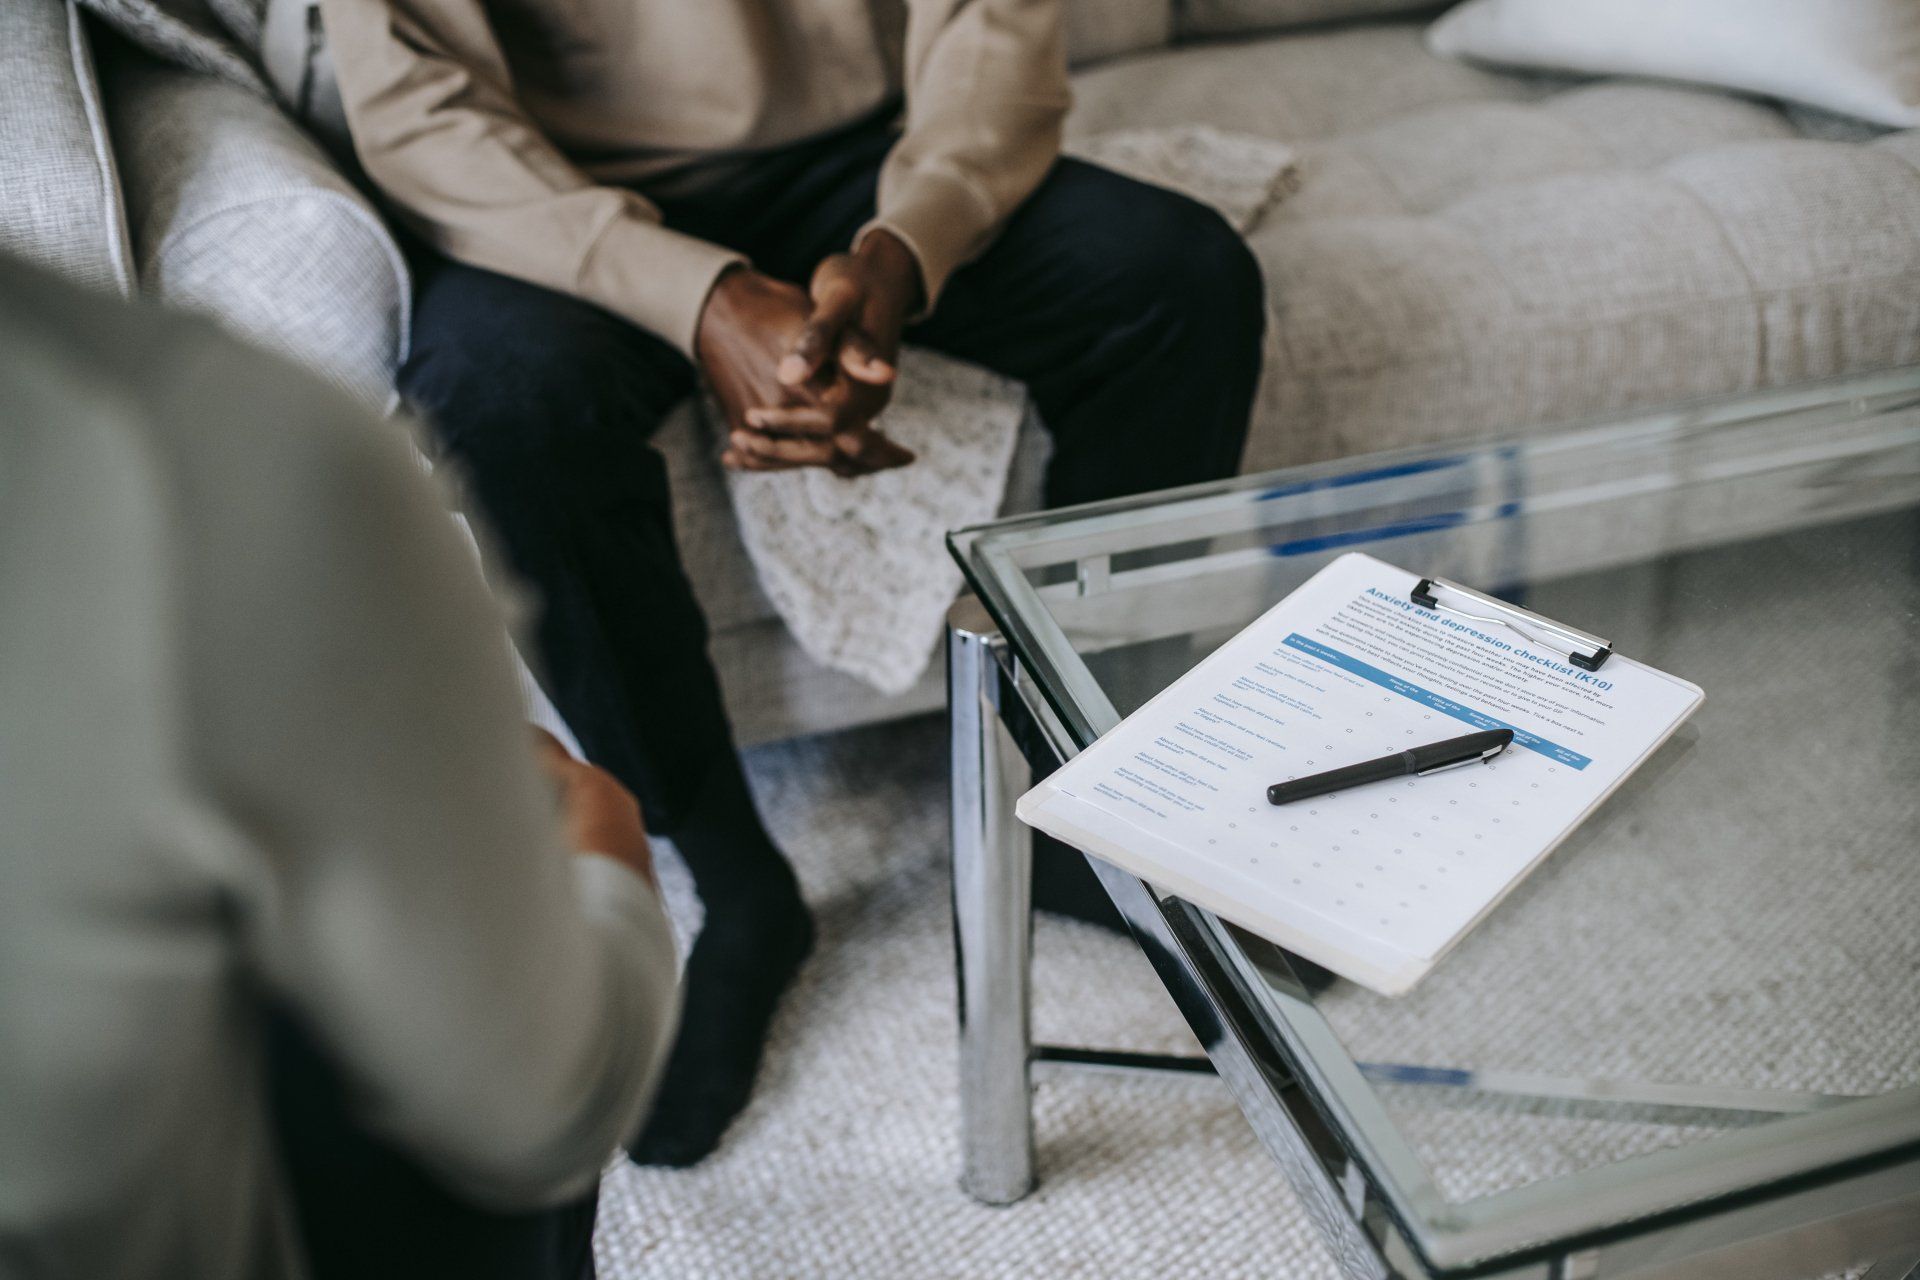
[1410,576,1614,672]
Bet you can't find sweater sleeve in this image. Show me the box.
[317,0,741,356]
[860,0,1072,313]
[170,329,683,1208]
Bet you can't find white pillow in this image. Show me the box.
[1429,0,1920,128]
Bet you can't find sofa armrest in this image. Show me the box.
[100,43,408,411]
[0,1,135,296]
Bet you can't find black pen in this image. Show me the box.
[1266,729,1514,805]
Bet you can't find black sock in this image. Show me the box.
[628,751,814,1168]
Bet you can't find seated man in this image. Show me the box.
[320,0,1267,1165]
[0,254,678,1280]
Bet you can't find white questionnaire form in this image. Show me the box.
[1018,552,1703,995]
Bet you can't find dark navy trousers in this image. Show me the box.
[399,120,1267,834]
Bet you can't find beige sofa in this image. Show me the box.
[11,0,1919,743]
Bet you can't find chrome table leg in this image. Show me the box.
[948,598,1036,1205]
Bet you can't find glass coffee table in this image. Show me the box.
[944,368,1920,1279]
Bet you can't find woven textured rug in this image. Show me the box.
[595,715,1343,1279]
[594,700,1901,1278]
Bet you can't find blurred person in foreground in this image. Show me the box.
[0,253,679,1280]
[318,0,1267,1165]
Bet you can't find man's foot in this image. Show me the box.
[627,898,815,1168]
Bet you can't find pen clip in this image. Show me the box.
[1410,577,1614,672]
[1414,742,1509,776]
[1415,756,1482,777]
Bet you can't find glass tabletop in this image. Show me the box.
[949,368,1920,1272]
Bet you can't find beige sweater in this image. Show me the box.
[0,255,681,1280]
[319,0,1072,356]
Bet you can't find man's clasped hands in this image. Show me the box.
[697,228,924,478]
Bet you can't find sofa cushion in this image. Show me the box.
[100,43,408,410]
[1068,23,1920,472]
[0,1,133,296]
[1069,22,1552,143]
[1177,0,1447,41]
[1067,0,1174,67]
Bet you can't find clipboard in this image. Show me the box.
[1410,575,1614,672]
[1016,552,1703,996]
